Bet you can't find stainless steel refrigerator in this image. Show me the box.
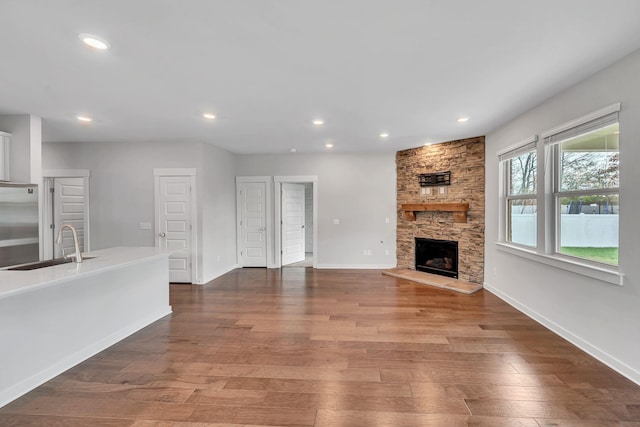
[0,183,39,268]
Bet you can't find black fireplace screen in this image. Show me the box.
[415,237,458,279]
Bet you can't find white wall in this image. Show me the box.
[42,140,237,283]
[236,152,397,268]
[485,48,640,383]
[0,114,42,184]
[201,144,238,281]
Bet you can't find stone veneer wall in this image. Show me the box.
[396,136,485,284]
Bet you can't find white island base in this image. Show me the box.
[0,247,172,407]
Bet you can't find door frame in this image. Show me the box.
[236,176,272,268]
[153,168,198,283]
[280,183,306,266]
[41,169,91,260]
[274,176,318,268]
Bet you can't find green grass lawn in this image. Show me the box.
[560,247,618,265]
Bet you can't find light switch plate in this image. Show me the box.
[333,219,340,225]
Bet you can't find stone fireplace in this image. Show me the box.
[415,237,458,278]
[396,136,485,284]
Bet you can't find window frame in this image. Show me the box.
[496,103,623,286]
[499,137,538,248]
[546,108,620,268]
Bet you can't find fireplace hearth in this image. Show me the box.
[415,237,458,279]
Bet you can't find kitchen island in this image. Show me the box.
[0,247,172,407]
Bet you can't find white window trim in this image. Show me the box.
[496,104,623,286]
[540,103,621,140]
[499,136,538,247]
[496,242,624,286]
[497,135,538,161]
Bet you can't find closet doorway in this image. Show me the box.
[274,176,317,268]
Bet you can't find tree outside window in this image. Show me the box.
[505,150,537,247]
[556,123,619,265]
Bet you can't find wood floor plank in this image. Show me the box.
[0,414,135,426]
[222,377,413,397]
[314,409,539,427]
[1,268,639,425]
[465,398,634,421]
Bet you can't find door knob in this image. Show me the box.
[159,232,166,237]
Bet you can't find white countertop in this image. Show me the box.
[0,246,172,299]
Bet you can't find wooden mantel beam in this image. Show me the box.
[401,203,470,223]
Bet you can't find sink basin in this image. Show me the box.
[6,257,96,271]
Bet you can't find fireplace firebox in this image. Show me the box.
[415,237,458,279]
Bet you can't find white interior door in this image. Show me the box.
[158,176,192,283]
[281,183,305,265]
[239,182,267,267]
[53,177,86,258]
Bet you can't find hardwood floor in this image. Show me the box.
[2,268,639,426]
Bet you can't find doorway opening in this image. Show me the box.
[274,176,318,268]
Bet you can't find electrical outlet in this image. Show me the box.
[333,218,340,225]
[385,250,390,256]
[385,217,390,224]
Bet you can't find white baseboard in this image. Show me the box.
[484,281,640,387]
[196,264,239,285]
[0,308,172,408]
[315,264,396,269]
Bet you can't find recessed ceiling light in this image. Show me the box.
[76,115,93,122]
[290,148,297,153]
[78,33,110,50]
[379,133,389,138]
[202,113,216,120]
[325,143,334,148]
[313,119,324,126]
[457,117,469,123]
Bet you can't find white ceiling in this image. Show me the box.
[1,1,640,154]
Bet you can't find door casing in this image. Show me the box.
[281,183,306,265]
[235,175,318,269]
[236,176,272,267]
[274,176,318,268]
[154,168,198,283]
[42,169,91,261]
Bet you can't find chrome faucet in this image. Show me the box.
[56,224,83,263]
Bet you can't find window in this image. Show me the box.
[546,113,620,266]
[497,104,622,284]
[499,137,537,247]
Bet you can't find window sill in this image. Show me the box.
[495,242,623,286]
